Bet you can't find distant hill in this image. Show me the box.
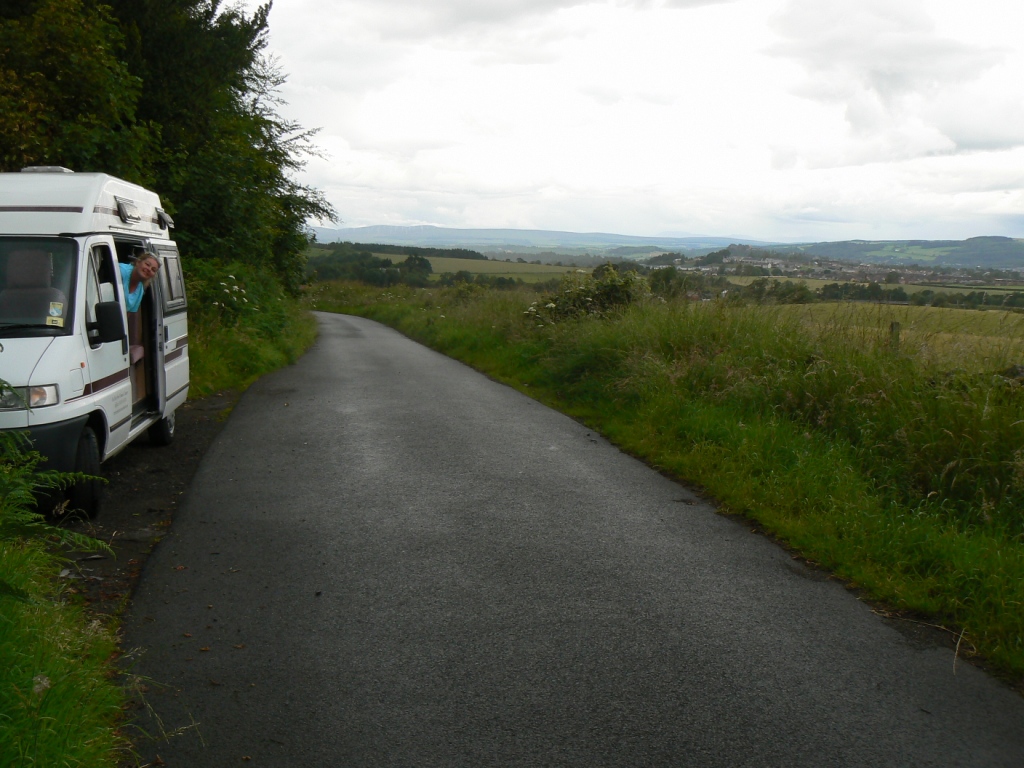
[790,236,1024,269]
[312,225,771,253]
[310,227,1024,270]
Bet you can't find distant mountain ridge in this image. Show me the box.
[312,225,770,252]
[792,236,1024,269]
[311,226,1024,269]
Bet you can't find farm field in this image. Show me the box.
[783,302,1024,368]
[906,283,1024,295]
[863,244,955,261]
[727,275,1024,296]
[728,276,846,291]
[416,255,579,282]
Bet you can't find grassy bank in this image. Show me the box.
[0,542,125,765]
[186,262,319,396]
[308,280,1024,682]
[0,435,127,766]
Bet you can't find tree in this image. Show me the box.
[398,254,431,274]
[1,0,335,292]
[0,0,153,177]
[695,249,728,266]
[103,1,334,290]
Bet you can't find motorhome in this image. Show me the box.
[0,168,188,517]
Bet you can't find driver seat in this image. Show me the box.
[0,250,68,318]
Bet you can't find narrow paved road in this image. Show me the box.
[124,312,1024,767]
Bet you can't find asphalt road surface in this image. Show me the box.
[123,312,1024,767]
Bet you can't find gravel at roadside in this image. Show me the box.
[60,392,240,618]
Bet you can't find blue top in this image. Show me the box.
[119,262,145,312]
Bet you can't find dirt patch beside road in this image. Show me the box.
[61,392,240,618]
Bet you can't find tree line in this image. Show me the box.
[645,266,1024,309]
[306,242,502,288]
[307,249,433,287]
[0,0,332,292]
[313,241,487,261]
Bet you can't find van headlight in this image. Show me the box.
[0,385,59,410]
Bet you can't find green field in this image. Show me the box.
[727,275,1024,296]
[863,244,956,262]
[784,302,1024,369]
[907,283,1023,295]
[416,256,578,282]
[728,276,845,291]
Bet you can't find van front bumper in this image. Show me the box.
[2,415,89,473]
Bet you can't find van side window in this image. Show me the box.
[86,245,117,347]
[157,247,186,314]
[93,245,117,287]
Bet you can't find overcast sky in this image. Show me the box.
[255,0,1024,242]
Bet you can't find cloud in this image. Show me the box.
[258,0,1024,241]
[926,70,1024,152]
[630,0,737,7]
[768,0,1006,163]
[332,0,584,41]
[276,0,740,47]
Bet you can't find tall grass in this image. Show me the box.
[310,281,1024,679]
[0,544,126,766]
[0,432,127,766]
[187,260,318,395]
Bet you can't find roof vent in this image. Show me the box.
[21,166,74,173]
[114,196,142,224]
[156,207,175,230]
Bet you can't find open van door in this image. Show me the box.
[155,244,188,411]
[82,239,132,455]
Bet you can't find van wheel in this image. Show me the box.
[68,427,102,520]
[148,411,175,446]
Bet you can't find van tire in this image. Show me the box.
[148,411,175,446]
[68,427,102,520]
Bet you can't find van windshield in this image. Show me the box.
[0,238,76,337]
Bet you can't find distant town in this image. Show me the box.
[641,244,1024,289]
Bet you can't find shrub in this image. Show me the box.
[525,264,650,323]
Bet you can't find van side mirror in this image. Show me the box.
[91,301,126,345]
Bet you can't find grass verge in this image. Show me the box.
[308,280,1024,684]
[1,432,128,766]
[0,542,126,766]
[188,302,317,396]
[186,261,319,395]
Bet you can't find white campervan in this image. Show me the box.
[0,167,188,517]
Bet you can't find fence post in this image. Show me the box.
[890,321,901,352]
